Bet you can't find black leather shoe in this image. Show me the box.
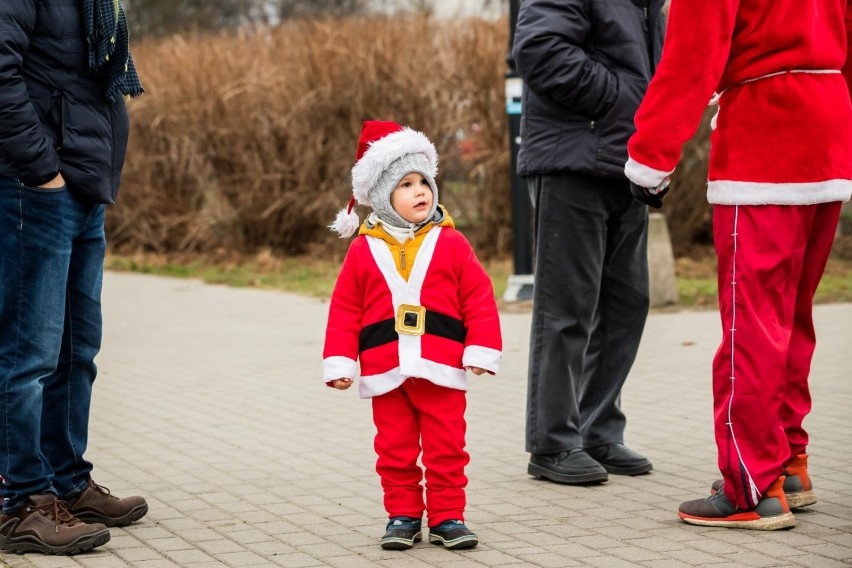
[586,443,653,476]
[528,449,608,484]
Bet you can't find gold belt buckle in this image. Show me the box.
[395,304,426,336]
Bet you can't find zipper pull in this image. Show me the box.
[400,249,406,270]
[642,7,649,31]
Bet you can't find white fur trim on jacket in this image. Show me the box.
[625,157,674,189]
[707,179,852,206]
[351,128,438,206]
[323,356,358,385]
[360,362,468,399]
[462,345,502,374]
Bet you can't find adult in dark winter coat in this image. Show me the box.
[0,0,147,555]
[513,0,665,484]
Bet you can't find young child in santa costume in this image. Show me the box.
[323,120,502,550]
[625,0,852,530]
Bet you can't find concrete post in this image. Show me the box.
[648,212,678,307]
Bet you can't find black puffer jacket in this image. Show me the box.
[0,0,130,204]
[513,0,665,179]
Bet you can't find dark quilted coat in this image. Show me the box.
[513,0,666,179]
[0,0,130,203]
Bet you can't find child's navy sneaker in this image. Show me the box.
[380,517,422,550]
[428,519,478,550]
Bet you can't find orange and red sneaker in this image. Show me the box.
[710,454,816,509]
[782,454,816,508]
[679,476,796,530]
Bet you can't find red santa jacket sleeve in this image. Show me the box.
[322,240,365,385]
[455,235,502,374]
[843,0,852,99]
[625,0,740,187]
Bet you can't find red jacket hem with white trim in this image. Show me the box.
[625,0,852,206]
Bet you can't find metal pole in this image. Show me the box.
[504,0,535,301]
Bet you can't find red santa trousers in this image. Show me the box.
[371,378,468,527]
[712,202,841,510]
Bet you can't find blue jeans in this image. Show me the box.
[0,178,105,513]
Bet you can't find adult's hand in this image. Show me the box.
[629,179,670,209]
[38,172,65,189]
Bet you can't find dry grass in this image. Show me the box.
[113,14,720,260]
[114,15,511,258]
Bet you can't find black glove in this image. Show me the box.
[629,179,670,209]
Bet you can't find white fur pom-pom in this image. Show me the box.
[329,207,360,238]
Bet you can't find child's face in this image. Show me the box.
[390,172,433,224]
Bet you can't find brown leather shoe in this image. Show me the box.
[66,477,148,527]
[0,493,110,555]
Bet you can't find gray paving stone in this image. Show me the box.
[210,550,268,566]
[161,550,217,564]
[145,538,195,553]
[127,560,181,568]
[193,540,248,555]
[12,556,85,568]
[2,273,848,568]
[113,547,166,562]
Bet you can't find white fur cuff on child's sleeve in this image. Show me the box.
[462,346,502,374]
[323,356,357,383]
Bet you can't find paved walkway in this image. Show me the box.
[3,272,851,568]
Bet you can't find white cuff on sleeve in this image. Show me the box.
[625,157,674,188]
[462,346,502,374]
[323,356,357,383]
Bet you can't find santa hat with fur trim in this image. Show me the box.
[330,120,439,238]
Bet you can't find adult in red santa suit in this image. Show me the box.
[625,0,852,530]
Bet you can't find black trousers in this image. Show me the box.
[525,172,649,454]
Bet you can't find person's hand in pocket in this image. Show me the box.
[38,172,65,189]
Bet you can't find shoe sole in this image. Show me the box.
[786,490,817,509]
[73,503,148,528]
[380,532,422,550]
[0,528,110,555]
[528,463,608,484]
[429,534,478,550]
[599,462,653,476]
[679,511,796,530]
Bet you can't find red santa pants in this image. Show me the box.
[371,378,468,527]
[712,202,841,510]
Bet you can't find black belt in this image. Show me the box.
[360,310,466,351]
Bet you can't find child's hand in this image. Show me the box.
[467,367,487,376]
[332,378,353,390]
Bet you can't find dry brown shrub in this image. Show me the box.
[665,109,713,256]
[114,14,714,260]
[114,15,511,258]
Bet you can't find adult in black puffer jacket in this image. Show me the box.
[514,0,666,486]
[0,0,146,556]
[0,0,135,203]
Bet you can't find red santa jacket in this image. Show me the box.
[322,214,502,398]
[625,0,852,206]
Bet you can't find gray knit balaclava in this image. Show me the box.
[330,122,440,238]
[369,154,439,230]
